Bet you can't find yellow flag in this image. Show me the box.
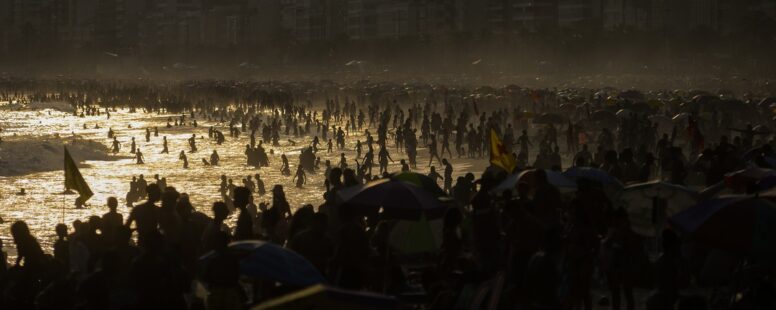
[64,146,94,202]
[490,129,516,172]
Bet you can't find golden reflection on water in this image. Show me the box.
[0,108,482,259]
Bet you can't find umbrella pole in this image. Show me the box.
[382,247,390,294]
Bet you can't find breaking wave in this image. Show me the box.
[0,137,116,176]
[0,101,74,113]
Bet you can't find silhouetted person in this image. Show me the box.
[53,223,69,270]
[524,229,563,310]
[330,205,370,290]
[201,231,242,310]
[129,230,188,309]
[288,213,334,274]
[159,187,183,243]
[202,202,229,254]
[11,220,45,275]
[271,185,292,218]
[647,229,689,310]
[233,187,254,240]
[602,208,643,310]
[442,158,453,192]
[126,183,161,241]
[101,197,123,243]
[210,150,220,166]
[471,171,501,274]
[255,173,266,196]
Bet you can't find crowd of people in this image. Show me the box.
[1,78,775,309]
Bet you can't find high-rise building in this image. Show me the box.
[243,0,283,45]
[602,0,649,30]
[510,0,559,33]
[345,0,378,39]
[756,0,776,19]
[374,0,414,39]
[687,0,718,29]
[459,0,488,37]
[0,0,13,52]
[558,0,602,29]
[346,0,462,40]
[282,0,346,42]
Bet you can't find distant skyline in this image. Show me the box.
[1,0,774,54]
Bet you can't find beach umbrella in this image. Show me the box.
[715,99,747,112]
[337,178,451,220]
[753,125,771,134]
[591,110,618,124]
[199,241,325,287]
[648,115,673,133]
[758,97,776,108]
[756,175,776,192]
[670,197,776,260]
[698,181,729,201]
[619,90,645,101]
[253,284,397,310]
[533,113,568,125]
[615,109,635,118]
[345,60,365,66]
[626,102,654,113]
[646,99,663,108]
[390,172,446,196]
[724,168,776,192]
[558,103,577,112]
[493,169,577,193]
[388,216,443,254]
[563,167,623,189]
[679,101,699,112]
[740,146,774,162]
[692,94,717,104]
[620,181,698,236]
[672,113,691,123]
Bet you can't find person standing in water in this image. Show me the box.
[378,145,394,175]
[112,137,121,154]
[127,176,138,205]
[428,166,442,185]
[293,166,306,188]
[517,130,532,160]
[363,146,375,175]
[339,153,348,169]
[161,136,169,154]
[210,150,220,166]
[442,158,453,193]
[189,134,197,152]
[130,137,136,154]
[281,154,290,176]
[180,151,189,169]
[441,132,453,158]
[136,148,145,164]
[428,134,442,167]
[254,174,266,196]
[145,128,151,142]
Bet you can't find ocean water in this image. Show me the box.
[0,105,485,258]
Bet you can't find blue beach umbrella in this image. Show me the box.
[337,178,451,220]
[200,240,325,287]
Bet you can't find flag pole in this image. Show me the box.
[62,188,65,223]
[62,145,66,223]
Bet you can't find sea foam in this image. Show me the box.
[0,137,116,176]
